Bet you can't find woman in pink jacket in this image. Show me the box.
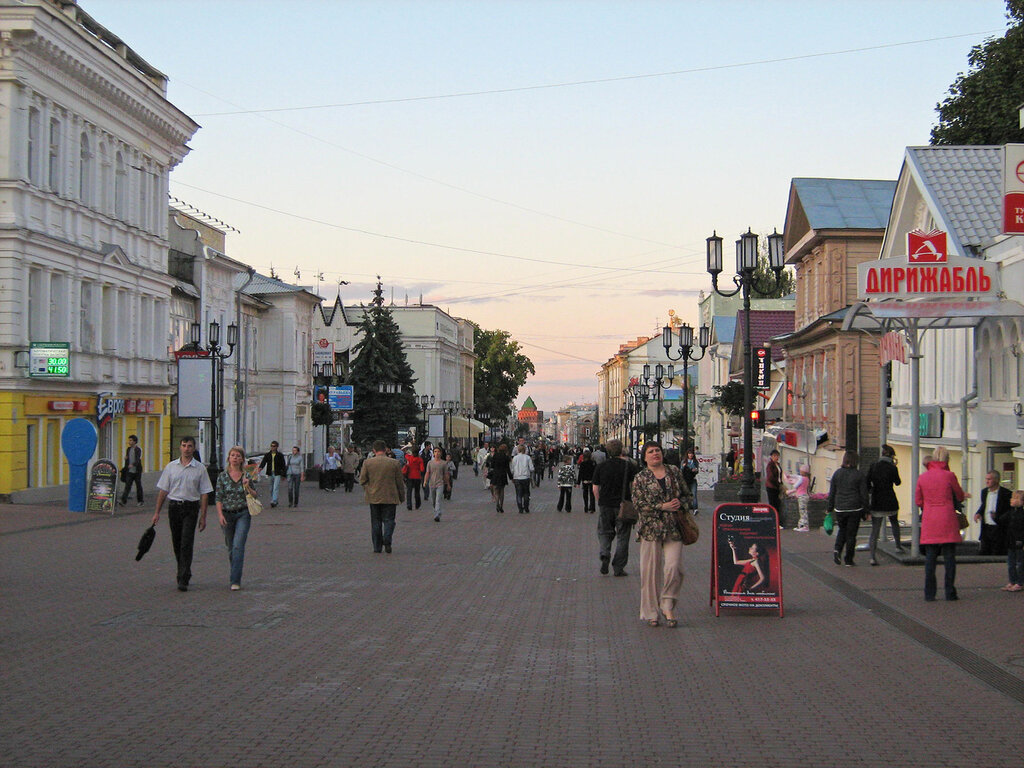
[914,447,966,601]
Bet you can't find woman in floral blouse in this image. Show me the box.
[632,441,692,627]
[216,446,258,591]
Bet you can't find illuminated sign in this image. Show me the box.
[754,347,770,389]
[29,342,71,378]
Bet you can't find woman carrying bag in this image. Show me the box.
[631,441,694,628]
[216,446,259,591]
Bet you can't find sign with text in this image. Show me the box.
[858,248,999,300]
[710,503,783,617]
[879,330,909,366]
[328,385,353,411]
[754,346,771,389]
[29,342,70,378]
[312,338,334,367]
[86,459,118,515]
[1004,143,1024,235]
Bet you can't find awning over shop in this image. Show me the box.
[449,415,486,437]
[842,299,1024,331]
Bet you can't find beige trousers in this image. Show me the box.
[639,538,684,621]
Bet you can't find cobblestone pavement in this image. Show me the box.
[2,476,1022,767]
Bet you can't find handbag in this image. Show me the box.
[955,510,969,530]
[616,459,638,523]
[674,506,699,545]
[823,511,835,535]
[246,493,263,516]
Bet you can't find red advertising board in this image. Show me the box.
[710,502,783,617]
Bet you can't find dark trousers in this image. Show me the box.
[868,513,903,557]
[923,543,958,600]
[979,523,1007,556]
[581,481,594,512]
[833,510,862,564]
[766,487,782,521]
[120,472,143,504]
[369,504,397,552]
[513,479,531,512]
[167,501,200,587]
[598,505,632,574]
[557,487,572,512]
[532,466,543,487]
[1007,546,1024,586]
[405,479,422,509]
[342,471,355,492]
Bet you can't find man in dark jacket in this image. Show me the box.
[974,470,1011,556]
[828,451,870,566]
[591,439,637,577]
[259,441,287,508]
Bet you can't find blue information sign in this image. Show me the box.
[329,385,354,411]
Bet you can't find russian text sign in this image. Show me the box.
[710,503,783,617]
[1004,143,1024,235]
[858,250,999,301]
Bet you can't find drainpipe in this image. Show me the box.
[235,267,256,451]
[959,326,979,514]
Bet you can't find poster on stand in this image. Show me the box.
[710,502,783,617]
[86,459,118,515]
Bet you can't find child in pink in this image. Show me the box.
[785,465,811,531]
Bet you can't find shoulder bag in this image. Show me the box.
[246,491,263,516]
[616,460,638,523]
[669,467,699,545]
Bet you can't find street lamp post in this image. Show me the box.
[642,363,674,443]
[418,394,435,443]
[190,319,238,492]
[706,228,785,503]
[663,323,710,452]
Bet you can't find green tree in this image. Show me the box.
[348,280,419,446]
[752,239,796,298]
[931,1,1024,145]
[708,381,747,417]
[473,326,536,426]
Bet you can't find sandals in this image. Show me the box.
[647,619,660,627]
[665,618,678,628]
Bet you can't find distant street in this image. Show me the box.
[2,477,1022,767]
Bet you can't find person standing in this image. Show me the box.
[681,448,700,516]
[359,440,405,553]
[531,445,546,487]
[476,443,491,487]
[1001,490,1024,592]
[286,446,305,508]
[591,445,607,465]
[216,446,258,590]
[765,449,784,524]
[785,465,812,533]
[340,445,360,492]
[827,451,870,567]
[151,436,213,592]
[402,448,425,510]
[578,449,596,513]
[259,441,287,507]
[510,444,534,513]
[487,444,512,513]
[866,445,904,562]
[974,470,1011,556]
[916,447,967,601]
[423,447,450,522]
[323,445,342,491]
[591,439,636,577]
[119,434,144,507]
[444,450,458,500]
[556,455,577,512]
[631,441,692,627]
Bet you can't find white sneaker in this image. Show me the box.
[230,584,241,591]
[795,526,810,532]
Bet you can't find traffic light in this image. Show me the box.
[750,409,765,428]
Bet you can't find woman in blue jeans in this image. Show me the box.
[216,446,258,590]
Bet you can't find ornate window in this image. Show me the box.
[27,108,40,184]
[48,117,62,193]
[114,151,127,219]
[79,132,93,204]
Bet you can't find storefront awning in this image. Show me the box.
[449,415,487,437]
[842,299,1024,331]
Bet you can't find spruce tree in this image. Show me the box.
[348,279,419,447]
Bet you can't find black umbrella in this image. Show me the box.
[135,525,156,561]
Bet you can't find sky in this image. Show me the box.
[83,0,1011,413]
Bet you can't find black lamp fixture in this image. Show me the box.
[194,318,238,489]
[706,227,785,503]
[663,322,710,452]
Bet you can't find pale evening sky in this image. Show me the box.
[84,0,1010,413]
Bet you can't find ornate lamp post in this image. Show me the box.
[190,319,238,491]
[642,363,674,443]
[663,322,710,452]
[706,227,785,503]
[417,394,435,443]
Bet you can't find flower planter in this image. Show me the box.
[713,481,745,502]
[781,497,829,529]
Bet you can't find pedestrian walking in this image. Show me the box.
[631,441,692,627]
[681,447,700,515]
[487,444,512,513]
[476,443,490,486]
[259,441,287,507]
[216,446,258,590]
[556,454,576,512]
[323,445,342,491]
[151,436,213,592]
[915,446,967,601]
[286,446,305,507]
[591,439,636,577]
[510,444,534,513]
[827,451,870,567]
[424,447,450,522]
[359,440,405,553]
[531,445,546,487]
[866,445,904,562]
[1001,489,1024,592]
[444,450,458,499]
[402,448,424,509]
[340,445,360,492]
[578,449,596,513]
[119,434,144,506]
[785,465,812,533]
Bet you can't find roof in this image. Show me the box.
[712,315,736,345]
[239,272,312,296]
[521,396,537,410]
[904,145,1002,249]
[791,178,896,230]
[730,310,794,375]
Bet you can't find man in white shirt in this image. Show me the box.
[151,436,214,591]
[974,470,1011,556]
[510,444,535,514]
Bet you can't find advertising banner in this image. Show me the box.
[710,502,783,617]
[697,454,719,491]
[328,385,354,411]
[86,459,118,515]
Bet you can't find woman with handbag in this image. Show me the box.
[216,446,259,591]
[631,441,693,628]
[915,446,967,601]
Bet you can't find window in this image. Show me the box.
[102,285,116,352]
[821,353,830,420]
[140,297,153,358]
[114,151,127,219]
[27,108,40,184]
[80,282,95,350]
[79,132,92,204]
[50,273,68,342]
[98,142,110,212]
[117,291,130,355]
[28,268,45,342]
[810,358,818,420]
[138,163,149,230]
[48,117,61,192]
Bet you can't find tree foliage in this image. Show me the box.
[752,238,796,298]
[708,381,747,417]
[931,1,1024,145]
[348,282,419,446]
[473,326,536,425]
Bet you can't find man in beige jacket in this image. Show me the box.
[359,440,406,553]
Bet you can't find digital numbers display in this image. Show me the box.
[29,343,71,378]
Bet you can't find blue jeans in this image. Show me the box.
[222,508,251,586]
[287,474,301,506]
[268,475,282,505]
[431,487,443,518]
[598,505,633,574]
[369,504,397,552]
[923,543,957,600]
[1007,547,1024,586]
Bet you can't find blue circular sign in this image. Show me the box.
[61,418,98,465]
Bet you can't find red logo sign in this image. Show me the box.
[907,229,947,263]
[1004,192,1024,235]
